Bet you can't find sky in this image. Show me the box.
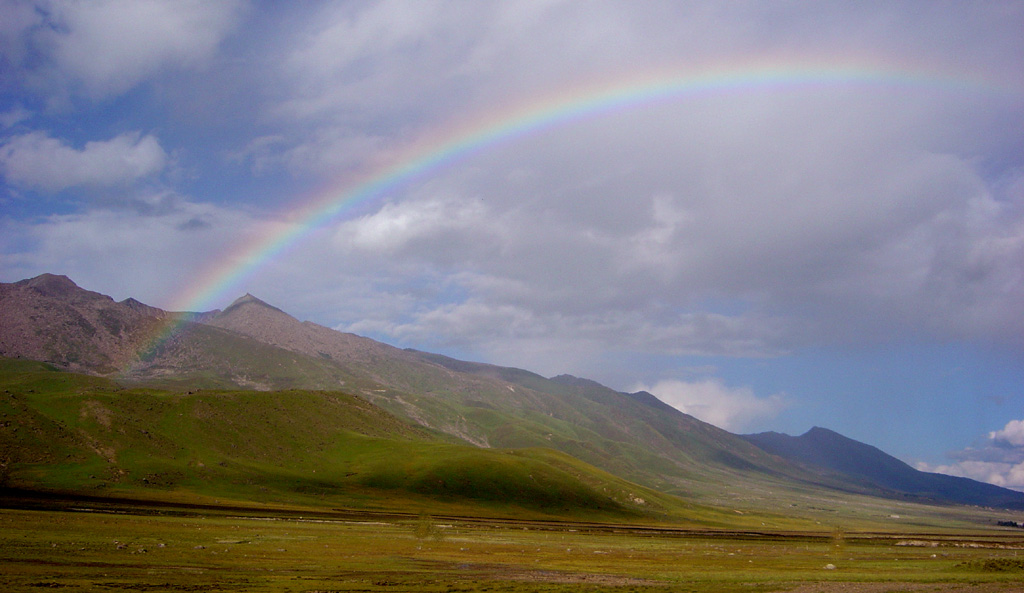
[1,1,1023,489]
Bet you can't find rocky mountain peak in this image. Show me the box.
[221,293,286,315]
[207,292,300,345]
[119,297,164,317]
[19,273,83,298]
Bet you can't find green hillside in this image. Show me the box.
[128,318,824,509]
[400,353,843,498]
[4,277,1018,533]
[126,322,370,392]
[0,275,938,516]
[0,358,691,521]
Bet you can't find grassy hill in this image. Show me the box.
[0,358,699,522]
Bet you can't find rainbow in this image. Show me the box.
[124,57,1016,371]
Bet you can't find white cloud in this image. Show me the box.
[631,378,787,432]
[991,419,1024,448]
[0,192,264,307]
[263,1,694,172]
[352,299,544,346]
[339,195,491,254]
[919,460,1024,493]
[0,131,167,192]
[275,1,630,122]
[30,0,244,99]
[274,1,468,124]
[920,419,1024,492]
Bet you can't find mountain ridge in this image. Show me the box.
[743,427,1024,509]
[3,273,1024,515]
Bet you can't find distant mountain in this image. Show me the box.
[743,427,1024,509]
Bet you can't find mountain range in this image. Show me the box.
[3,273,1023,519]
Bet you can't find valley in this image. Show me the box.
[2,357,1024,592]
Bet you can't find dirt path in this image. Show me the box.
[779,583,1020,593]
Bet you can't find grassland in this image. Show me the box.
[2,496,1024,592]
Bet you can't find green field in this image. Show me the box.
[2,496,1024,592]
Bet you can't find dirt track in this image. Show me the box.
[780,583,1020,593]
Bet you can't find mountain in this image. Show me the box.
[0,274,170,374]
[2,276,801,501]
[743,427,1024,509]
[4,273,1024,519]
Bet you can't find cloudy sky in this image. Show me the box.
[2,1,1023,488]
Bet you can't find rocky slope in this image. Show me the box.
[0,274,170,374]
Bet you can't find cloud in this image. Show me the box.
[0,106,31,129]
[337,193,498,259]
[265,1,745,173]
[630,378,788,432]
[340,294,789,384]
[331,192,795,370]
[919,460,1024,493]
[275,1,609,122]
[920,460,1024,492]
[919,419,1024,492]
[328,133,1023,359]
[245,0,1024,362]
[0,131,167,192]
[24,0,244,99]
[0,192,260,307]
[0,0,42,68]
[277,1,1024,365]
[991,420,1024,448]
